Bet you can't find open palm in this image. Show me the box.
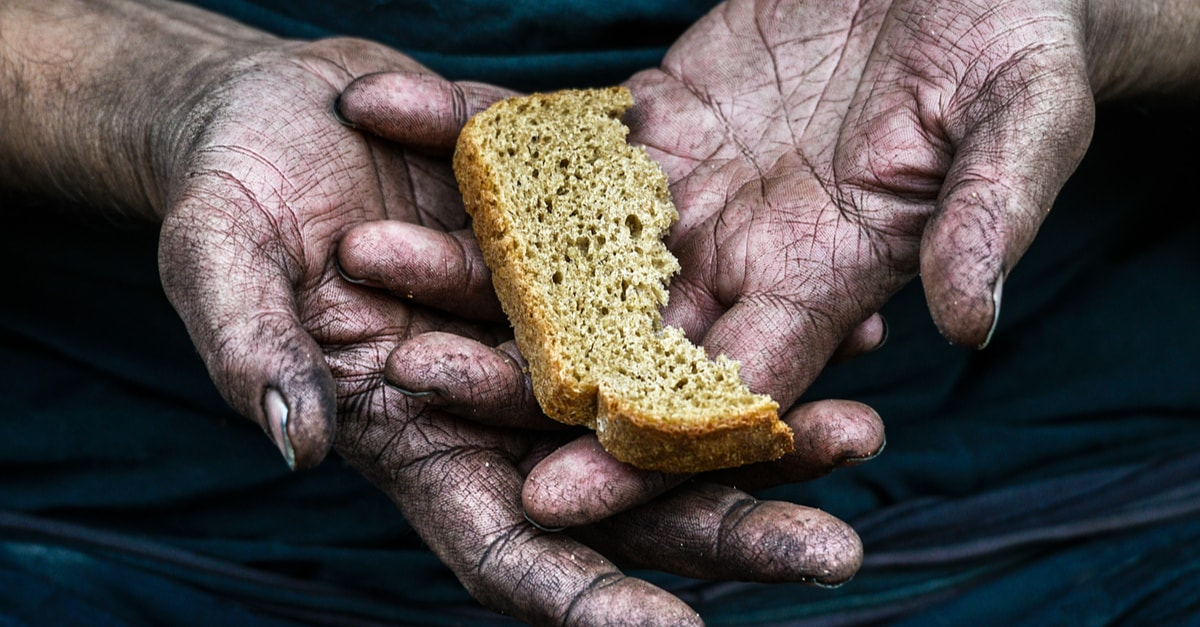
[627,0,1094,411]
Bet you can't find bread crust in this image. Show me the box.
[597,389,793,473]
[454,101,597,426]
[454,87,794,472]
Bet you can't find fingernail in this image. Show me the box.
[263,387,296,470]
[875,315,889,350]
[335,259,379,287]
[331,94,358,129]
[385,381,436,399]
[523,510,566,533]
[804,575,853,590]
[842,437,887,465]
[978,274,1004,350]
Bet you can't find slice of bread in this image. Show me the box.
[453,87,793,473]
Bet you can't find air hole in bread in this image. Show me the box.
[625,214,642,238]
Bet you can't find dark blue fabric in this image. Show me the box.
[186,0,719,92]
[2,1,1199,624]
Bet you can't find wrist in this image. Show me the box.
[0,0,277,220]
[1085,0,1200,101]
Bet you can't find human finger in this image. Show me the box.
[336,71,519,153]
[159,205,336,470]
[920,70,1095,348]
[710,399,885,491]
[340,407,701,626]
[337,221,504,320]
[668,162,896,410]
[699,292,851,410]
[384,332,557,430]
[523,435,687,529]
[830,13,1097,349]
[829,312,888,364]
[523,400,882,528]
[577,481,862,586]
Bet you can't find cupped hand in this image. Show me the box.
[335,69,884,586]
[156,37,865,622]
[149,37,693,624]
[330,0,1099,544]
[500,0,1093,543]
[626,0,1095,409]
[156,38,473,467]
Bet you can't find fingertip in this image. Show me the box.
[334,221,385,288]
[336,221,504,320]
[808,516,863,587]
[767,507,863,587]
[753,504,863,586]
[563,577,703,627]
[709,399,883,491]
[830,313,888,363]
[919,191,1008,349]
[520,437,603,529]
[597,484,863,586]
[261,362,338,471]
[923,258,1004,350]
[201,310,338,471]
[335,72,383,128]
[337,72,518,153]
[385,333,552,429]
[523,436,685,529]
[337,72,461,152]
[793,399,886,467]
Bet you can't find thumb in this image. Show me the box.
[335,72,520,153]
[922,73,1095,348]
[159,209,337,470]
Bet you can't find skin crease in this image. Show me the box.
[630,0,1096,400]
[1,1,884,624]
[7,0,1199,624]
[165,0,1200,621]
[551,0,1096,523]
[336,0,1094,529]
[337,77,890,531]
[336,0,1200,533]
[166,47,873,614]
